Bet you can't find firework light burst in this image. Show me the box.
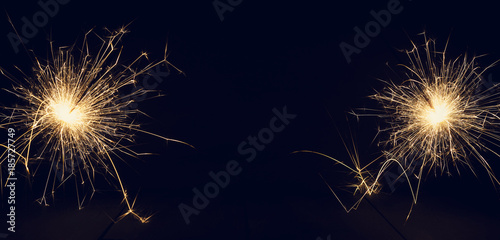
[371,33,500,202]
[0,26,192,222]
[297,33,500,216]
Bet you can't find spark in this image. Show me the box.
[0,27,192,222]
[372,33,500,197]
[297,33,500,217]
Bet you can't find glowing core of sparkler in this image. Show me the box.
[50,101,84,126]
[424,98,451,126]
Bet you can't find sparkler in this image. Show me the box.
[372,33,500,200]
[297,33,500,216]
[0,27,192,222]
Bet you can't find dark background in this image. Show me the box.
[1,0,500,239]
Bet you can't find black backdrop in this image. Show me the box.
[1,0,500,239]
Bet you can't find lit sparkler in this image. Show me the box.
[0,27,192,222]
[372,33,500,201]
[297,33,500,216]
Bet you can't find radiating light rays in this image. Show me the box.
[0,27,192,223]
